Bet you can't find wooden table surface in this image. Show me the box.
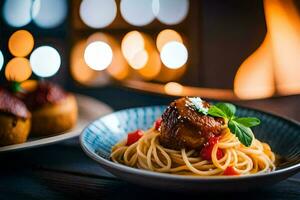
[0,87,299,200]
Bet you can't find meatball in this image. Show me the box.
[159,97,225,150]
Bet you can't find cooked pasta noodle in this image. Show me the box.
[111,127,276,176]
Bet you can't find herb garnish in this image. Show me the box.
[10,81,22,93]
[190,100,260,147]
[187,97,209,115]
[209,103,260,146]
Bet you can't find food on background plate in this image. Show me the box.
[0,88,31,146]
[111,97,275,176]
[23,81,78,136]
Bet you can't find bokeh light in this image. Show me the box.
[156,29,183,52]
[32,0,67,28]
[160,41,188,69]
[120,0,155,26]
[84,41,113,71]
[5,58,32,82]
[20,80,38,92]
[0,50,4,71]
[30,46,61,77]
[164,82,183,95]
[3,0,32,27]
[122,31,161,79]
[121,31,145,62]
[153,0,189,25]
[138,49,161,80]
[80,0,117,28]
[155,64,186,82]
[128,50,148,70]
[88,33,130,80]
[107,46,129,80]
[8,30,34,57]
[71,40,99,85]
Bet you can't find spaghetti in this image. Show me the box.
[111,127,276,176]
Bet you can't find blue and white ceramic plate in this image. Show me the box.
[80,106,300,192]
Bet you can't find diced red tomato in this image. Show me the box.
[154,118,162,130]
[223,166,239,176]
[208,136,219,146]
[200,136,224,161]
[126,130,143,146]
[216,148,224,160]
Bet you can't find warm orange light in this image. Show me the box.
[234,0,300,98]
[8,30,34,57]
[121,31,161,79]
[71,40,98,85]
[135,34,162,80]
[87,32,112,45]
[129,50,148,70]
[156,29,183,52]
[20,80,38,92]
[5,57,32,82]
[234,36,275,99]
[138,50,161,80]
[155,64,186,82]
[164,82,183,95]
[88,32,129,80]
[121,31,145,61]
[264,0,300,95]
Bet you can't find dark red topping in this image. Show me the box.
[126,130,143,146]
[223,166,239,176]
[24,81,67,110]
[159,97,225,150]
[0,88,30,118]
[200,136,224,161]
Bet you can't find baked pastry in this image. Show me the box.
[24,81,78,136]
[0,88,31,146]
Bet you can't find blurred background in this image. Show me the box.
[0,0,300,115]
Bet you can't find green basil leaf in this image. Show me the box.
[207,105,227,118]
[234,117,260,127]
[228,120,253,147]
[214,103,236,118]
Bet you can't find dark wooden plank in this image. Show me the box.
[0,168,299,200]
[0,94,299,199]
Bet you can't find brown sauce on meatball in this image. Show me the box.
[159,97,225,150]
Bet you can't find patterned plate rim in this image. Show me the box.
[80,105,300,180]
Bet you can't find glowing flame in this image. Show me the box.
[234,36,275,99]
[234,0,300,99]
[264,0,300,95]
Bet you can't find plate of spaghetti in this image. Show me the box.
[80,97,300,191]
